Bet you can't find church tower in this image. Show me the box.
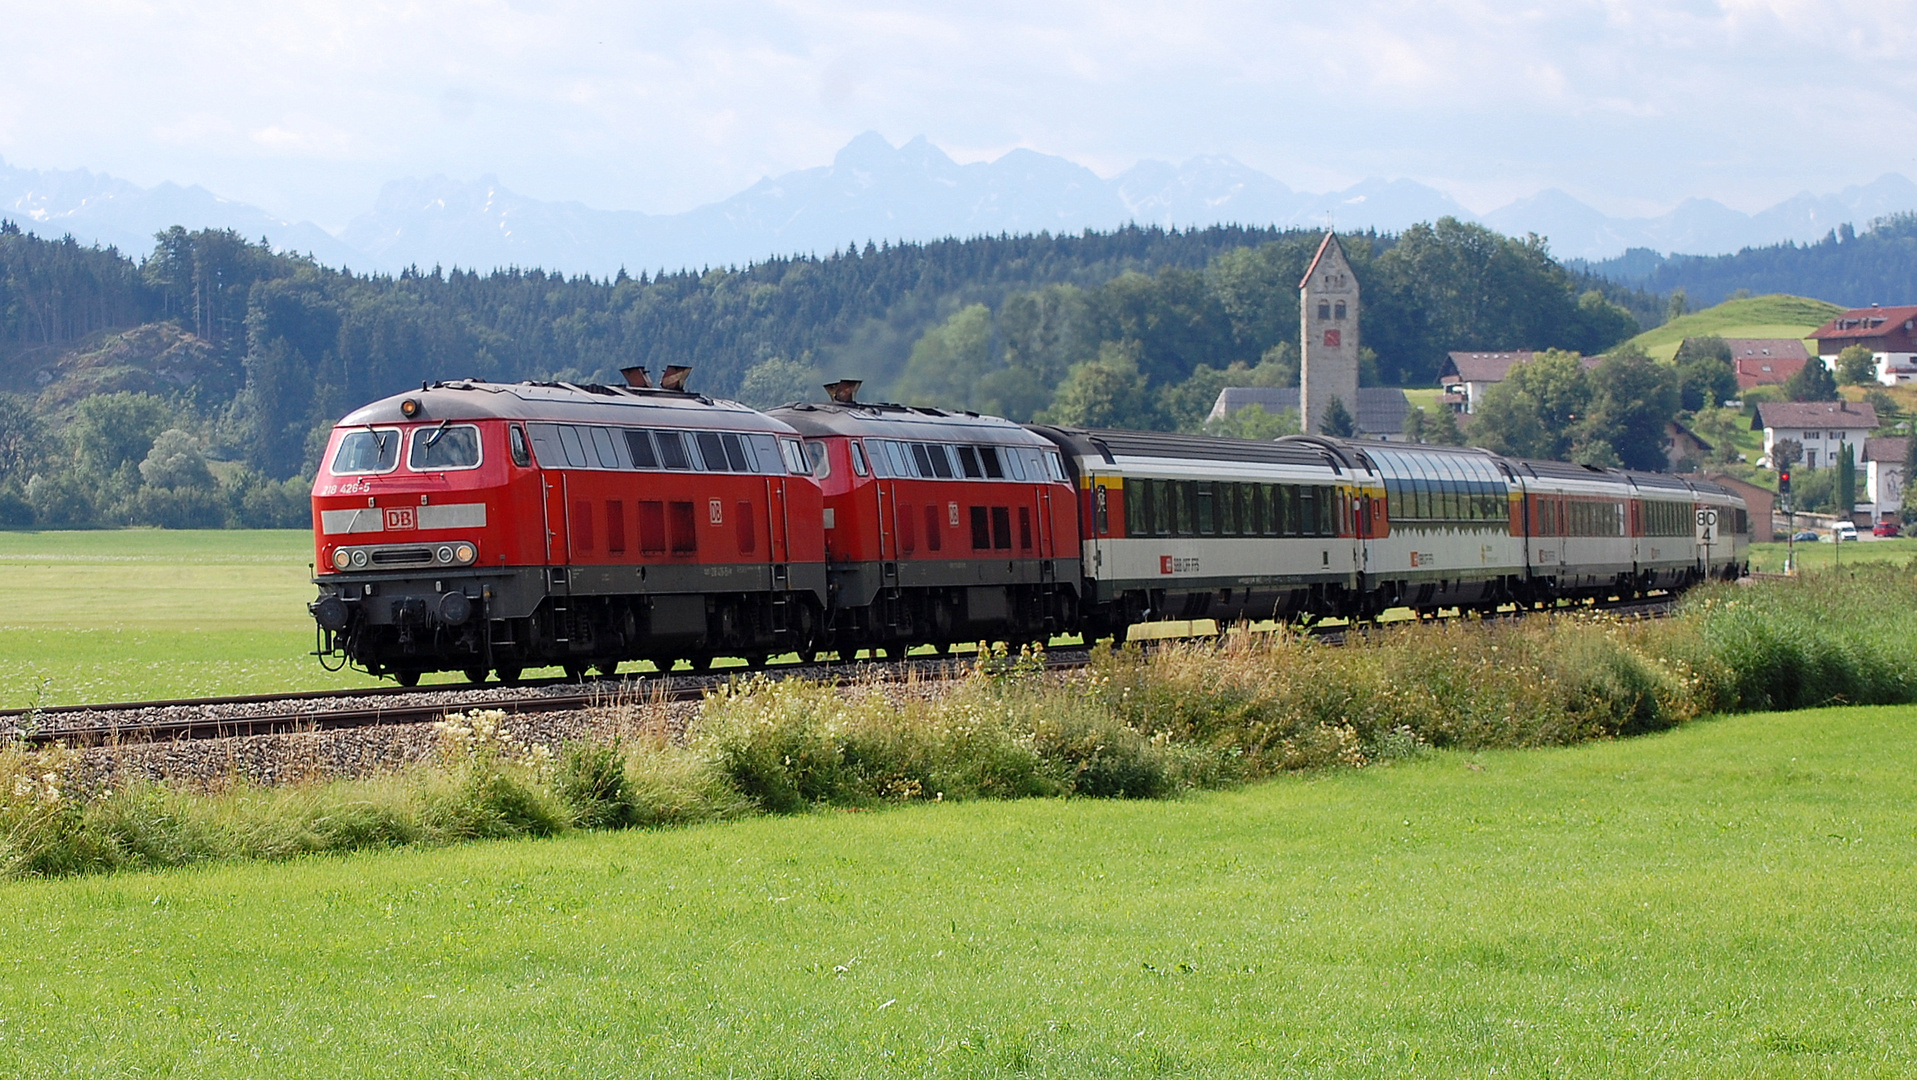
[1299,232,1360,435]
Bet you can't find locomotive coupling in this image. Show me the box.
[310,595,349,631]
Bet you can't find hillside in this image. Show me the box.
[1624,294,1841,361]
[1581,213,1917,309]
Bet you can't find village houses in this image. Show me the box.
[1751,400,1877,470]
[1811,305,1917,385]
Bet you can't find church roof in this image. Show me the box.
[1298,232,1347,289]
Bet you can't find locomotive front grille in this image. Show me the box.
[370,547,435,565]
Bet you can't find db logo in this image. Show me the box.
[1161,555,1175,575]
[384,507,415,530]
[709,499,724,524]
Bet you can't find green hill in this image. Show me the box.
[1626,294,1842,361]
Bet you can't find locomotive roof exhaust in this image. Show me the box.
[620,365,652,388]
[825,379,862,404]
[661,365,693,391]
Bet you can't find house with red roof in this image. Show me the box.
[1719,338,1809,391]
[1438,350,1600,414]
[1811,305,1917,385]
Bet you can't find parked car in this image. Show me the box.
[1829,521,1859,543]
[1792,530,1821,543]
[1874,521,1902,538]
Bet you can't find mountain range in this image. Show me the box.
[5,134,1915,275]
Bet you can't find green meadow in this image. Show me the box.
[0,529,395,706]
[1624,294,1842,362]
[1,703,1911,1078]
[1746,535,1917,574]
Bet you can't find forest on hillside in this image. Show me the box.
[1575,213,1917,308]
[0,216,1648,528]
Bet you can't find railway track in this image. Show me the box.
[3,592,1680,747]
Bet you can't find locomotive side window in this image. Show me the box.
[556,425,590,468]
[509,425,532,468]
[979,446,1004,479]
[748,435,782,474]
[409,424,483,471]
[884,440,915,477]
[956,445,983,478]
[694,432,730,472]
[590,426,625,469]
[849,441,870,476]
[1046,453,1067,482]
[926,444,956,479]
[332,428,401,474]
[656,431,693,470]
[624,430,660,469]
[722,433,752,472]
[970,506,991,549]
[1004,447,1026,481]
[909,443,935,477]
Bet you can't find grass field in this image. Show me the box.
[0,529,400,707]
[1746,535,1917,574]
[1,703,1911,1077]
[1625,294,1842,362]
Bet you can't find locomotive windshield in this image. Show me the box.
[409,424,482,470]
[331,427,400,474]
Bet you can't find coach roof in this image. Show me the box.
[336,380,795,433]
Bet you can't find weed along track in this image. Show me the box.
[1,593,1678,748]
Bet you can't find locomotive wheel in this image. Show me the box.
[687,656,712,672]
[394,670,421,688]
[744,654,769,670]
[563,663,587,682]
[495,665,523,685]
[463,667,489,685]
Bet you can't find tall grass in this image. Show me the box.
[6,566,1917,879]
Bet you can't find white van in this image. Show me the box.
[1829,521,1859,543]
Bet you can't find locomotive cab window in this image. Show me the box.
[779,438,808,475]
[508,425,532,467]
[849,441,870,476]
[332,427,401,474]
[409,423,482,470]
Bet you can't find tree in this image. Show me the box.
[1771,438,1803,470]
[1836,344,1876,385]
[892,304,995,409]
[738,356,820,408]
[1783,358,1838,402]
[69,392,171,478]
[1667,288,1689,321]
[1674,335,1738,412]
[1426,406,1465,446]
[1838,442,1858,509]
[0,394,44,485]
[138,429,216,490]
[1586,350,1680,472]
[1469,349,1593,461]
[1320,396,1355,437]
[1037,342,1160,430]
[1204,403,1299,440]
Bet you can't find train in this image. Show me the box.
[307,372,1748,684]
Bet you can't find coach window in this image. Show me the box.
[1195,482,1215,535]
[849,441,870,477]
[331,427,401,474]
[803,440,831,478]
[1125,479,1149,536]
[695,432,730,472]
[508,425,532,468]
[410,424,483,471]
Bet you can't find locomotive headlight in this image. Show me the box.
[332,549,351,571]
[350,549,369,568]
[454,543,477,564]
[436,545,455,564]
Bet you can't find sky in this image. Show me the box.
[3,0,1915,230]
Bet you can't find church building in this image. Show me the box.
[1299,232,1361,435]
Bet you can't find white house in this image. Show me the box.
[1863,436,1907,523]
[1811,305,1917,385]
[1438,351,1601,414]
[1751,400,1878,470]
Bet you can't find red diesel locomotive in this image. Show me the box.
[769,381,1080,655]
[309,374,829,684]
